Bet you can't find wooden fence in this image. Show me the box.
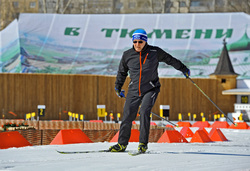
[0,73,235,121]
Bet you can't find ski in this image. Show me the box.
[57,149,145,155]
[56,149,110,154]
[128,151,145,156]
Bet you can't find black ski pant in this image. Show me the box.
[118,88,159,146]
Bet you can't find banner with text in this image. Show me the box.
[15,13,250,78]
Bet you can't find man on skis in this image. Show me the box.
[109,29,190,153]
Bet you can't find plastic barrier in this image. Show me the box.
[198,127,209,135]
[192,121,210,128]
[157,130,188,143]
[50,129,93,145]
[0,131,32,149]
[150,122,157,126]
[229,122,249,129]
[89,120,103,123]
[190,130,212,143]
[165,125,174,128]
[209,128,228,141]
[110,129,140,142]
[177,122,192,127]
[210,121,229,128]
[180,127,194,138]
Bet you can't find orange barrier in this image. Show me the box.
[198,127,209,135]
[0,131,32,149]
[190,130,212,143]
[192,121,210,128]
[209,128,228,141]
[157,130,188,143]
[50,129,93,145]
[150,122,157,126]
[180,127,194,138]
[177,122,192,127]
[89,120,103,123]
[165,124,174,128]
[229,122,249,129]
[110,129,140,142]
[210,121,229,128]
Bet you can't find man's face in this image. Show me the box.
[133,39,146,52]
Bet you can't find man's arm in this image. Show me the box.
[115,55,128,90]
[157,47,188,73]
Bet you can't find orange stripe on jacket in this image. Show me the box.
[139,52,142,96]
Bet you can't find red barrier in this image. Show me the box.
[50,129,93,145]
[192,121,210,128]
[210,121,229,128]
[89,120,103,123]
[157,130,188,143]
[180,127,194,138]
[209,128,228,141]
[150,122,157,126]
[229,122,249,129]
[0,131,32,149]
[190,130,213,143]
[110,129,140,142]
[177,122,192,127]
[198,127,209,135]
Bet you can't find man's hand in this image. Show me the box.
[115,88,125,98]
[183,68,190,78]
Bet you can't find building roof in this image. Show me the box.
[222,89,250,95]
[210,39,238,76]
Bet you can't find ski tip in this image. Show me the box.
[56,150,64,154]
[128,151,147,156]
[234,123,238,127]
[175,124,179,128]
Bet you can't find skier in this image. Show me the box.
[109,29,190,153]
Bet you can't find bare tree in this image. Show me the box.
[55,0,60,13]
[0,0,17,30]
[42,0,47,13]
[165,1,172,13]
[62,0,73,14]
[227,0,250,14]
[41,0,71,14]
[149,0,154,13]
[161,0,166,13]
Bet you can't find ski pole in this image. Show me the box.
[151,112,179,127]
[186,75,236,126]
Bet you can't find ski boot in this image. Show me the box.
[138,143,148,153]
[109,143,127,152]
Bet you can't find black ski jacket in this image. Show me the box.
[115,43,188,97]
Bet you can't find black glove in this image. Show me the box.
[115,87,125,98]
[183,68,190,78]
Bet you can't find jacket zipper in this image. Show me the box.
[139,53,148,96]
[139,52,142,96]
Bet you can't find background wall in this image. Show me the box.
[0,73,235,121]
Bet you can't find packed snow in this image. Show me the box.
[0,127,250,171]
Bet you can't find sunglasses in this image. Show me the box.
[133,41,143,44]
